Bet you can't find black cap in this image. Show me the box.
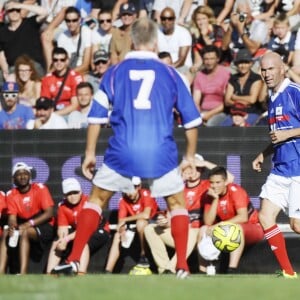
[234,49,252,65]
[34,97,54,110]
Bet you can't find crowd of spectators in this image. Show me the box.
[0,0,300,128]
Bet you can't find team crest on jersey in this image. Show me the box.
[219,199,228,214]
[186,191,195,205]
[276,106,283,116]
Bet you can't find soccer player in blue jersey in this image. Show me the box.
[52,17,202,279]
[252,51,300,279]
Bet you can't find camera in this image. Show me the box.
[239,12,247,22]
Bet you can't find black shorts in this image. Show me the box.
[58,227,110,259]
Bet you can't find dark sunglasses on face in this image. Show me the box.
[7,8,21,13]
[65,18,79,23]
[160,16,175,21]
[53,58,67,62]
[3,93,18,98]
[95,60,108,65]
[99,19,112,24]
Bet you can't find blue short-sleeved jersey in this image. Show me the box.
[88,51,202,178]
[268,78,300,176]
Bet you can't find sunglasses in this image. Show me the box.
[95,60,108,65]
[160,16,175,21]
[99,19,112,24]
[7,8,21,13]
[53,58,67,62]
[65,18,79,23]
[3,93,18,98]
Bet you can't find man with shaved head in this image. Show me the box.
[252,51,300,278]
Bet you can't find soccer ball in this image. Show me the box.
[211,222,242,252]
[129,265,152,275]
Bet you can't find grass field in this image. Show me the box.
[0,274,299,300]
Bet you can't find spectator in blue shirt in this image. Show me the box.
[0,82,34,129]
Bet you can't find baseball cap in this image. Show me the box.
[12,162,32,176]
[234,48,252,65]
[35,97,54,110]
[62,178,82,194]
[119,3,136,15]
[230,103,248,117]
[132,176,141,186]
[93,49,109,64]
[2,81,19,93]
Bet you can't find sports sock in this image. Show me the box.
[264,224,294,275]
[67,202,102,263]
[170,209,189,271]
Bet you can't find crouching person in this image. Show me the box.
[0,162,55,274]
[47,178,110,275]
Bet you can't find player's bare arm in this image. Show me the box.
[270,128,300,144]
[252,143,274,172]
[82,124,101,180]
[180,127,198,177]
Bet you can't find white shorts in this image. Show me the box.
[93,164,184,197]
[260,173,300,218]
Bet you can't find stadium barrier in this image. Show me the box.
[1,127,299,274]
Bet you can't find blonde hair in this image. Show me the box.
[190,5,216,39]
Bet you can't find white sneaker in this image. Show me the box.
[51,261,79,276]
[176,269,189,279]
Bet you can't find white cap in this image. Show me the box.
[195,153,205,168]
[62,178,81,194]
[12,162,32,176]
[132,176,141,186]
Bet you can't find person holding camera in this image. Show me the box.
[222,0,269,66]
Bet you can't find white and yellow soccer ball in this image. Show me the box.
[129,265,152,275]
[211,222,242,252]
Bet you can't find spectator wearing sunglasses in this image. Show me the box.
[56,6,92,75]
[91,10,113,68]
[0,1,47,86]
[0,81,35,130]
[84,49,111,93]
[41,47,83,118]
[110,3,137,65]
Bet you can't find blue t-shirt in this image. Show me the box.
[88,51,202,178]
[268,78,300,176]
[0,104,34,129]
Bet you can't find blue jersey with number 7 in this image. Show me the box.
[88,51,202,178]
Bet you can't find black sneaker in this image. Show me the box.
[136,256,150,267]
[51,261,79,276]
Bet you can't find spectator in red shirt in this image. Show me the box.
[199,166,264,274]
[0,162,55,274]
[104,177,158,274]
[41,47,83,118]
[47,178,110,275]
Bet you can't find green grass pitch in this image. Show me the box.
[0,274,298,300]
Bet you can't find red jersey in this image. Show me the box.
[57,194,110,232]
[203,183,259,224]
[41,69,83,110]
[0,191,7,216]
[118,189,158,219]
[184,179,210,228]
[6,183,55,225]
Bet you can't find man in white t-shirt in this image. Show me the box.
[56,6,92,75]
[32,97,69,129]
[157,7,192,70]
[153,0,184,22]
